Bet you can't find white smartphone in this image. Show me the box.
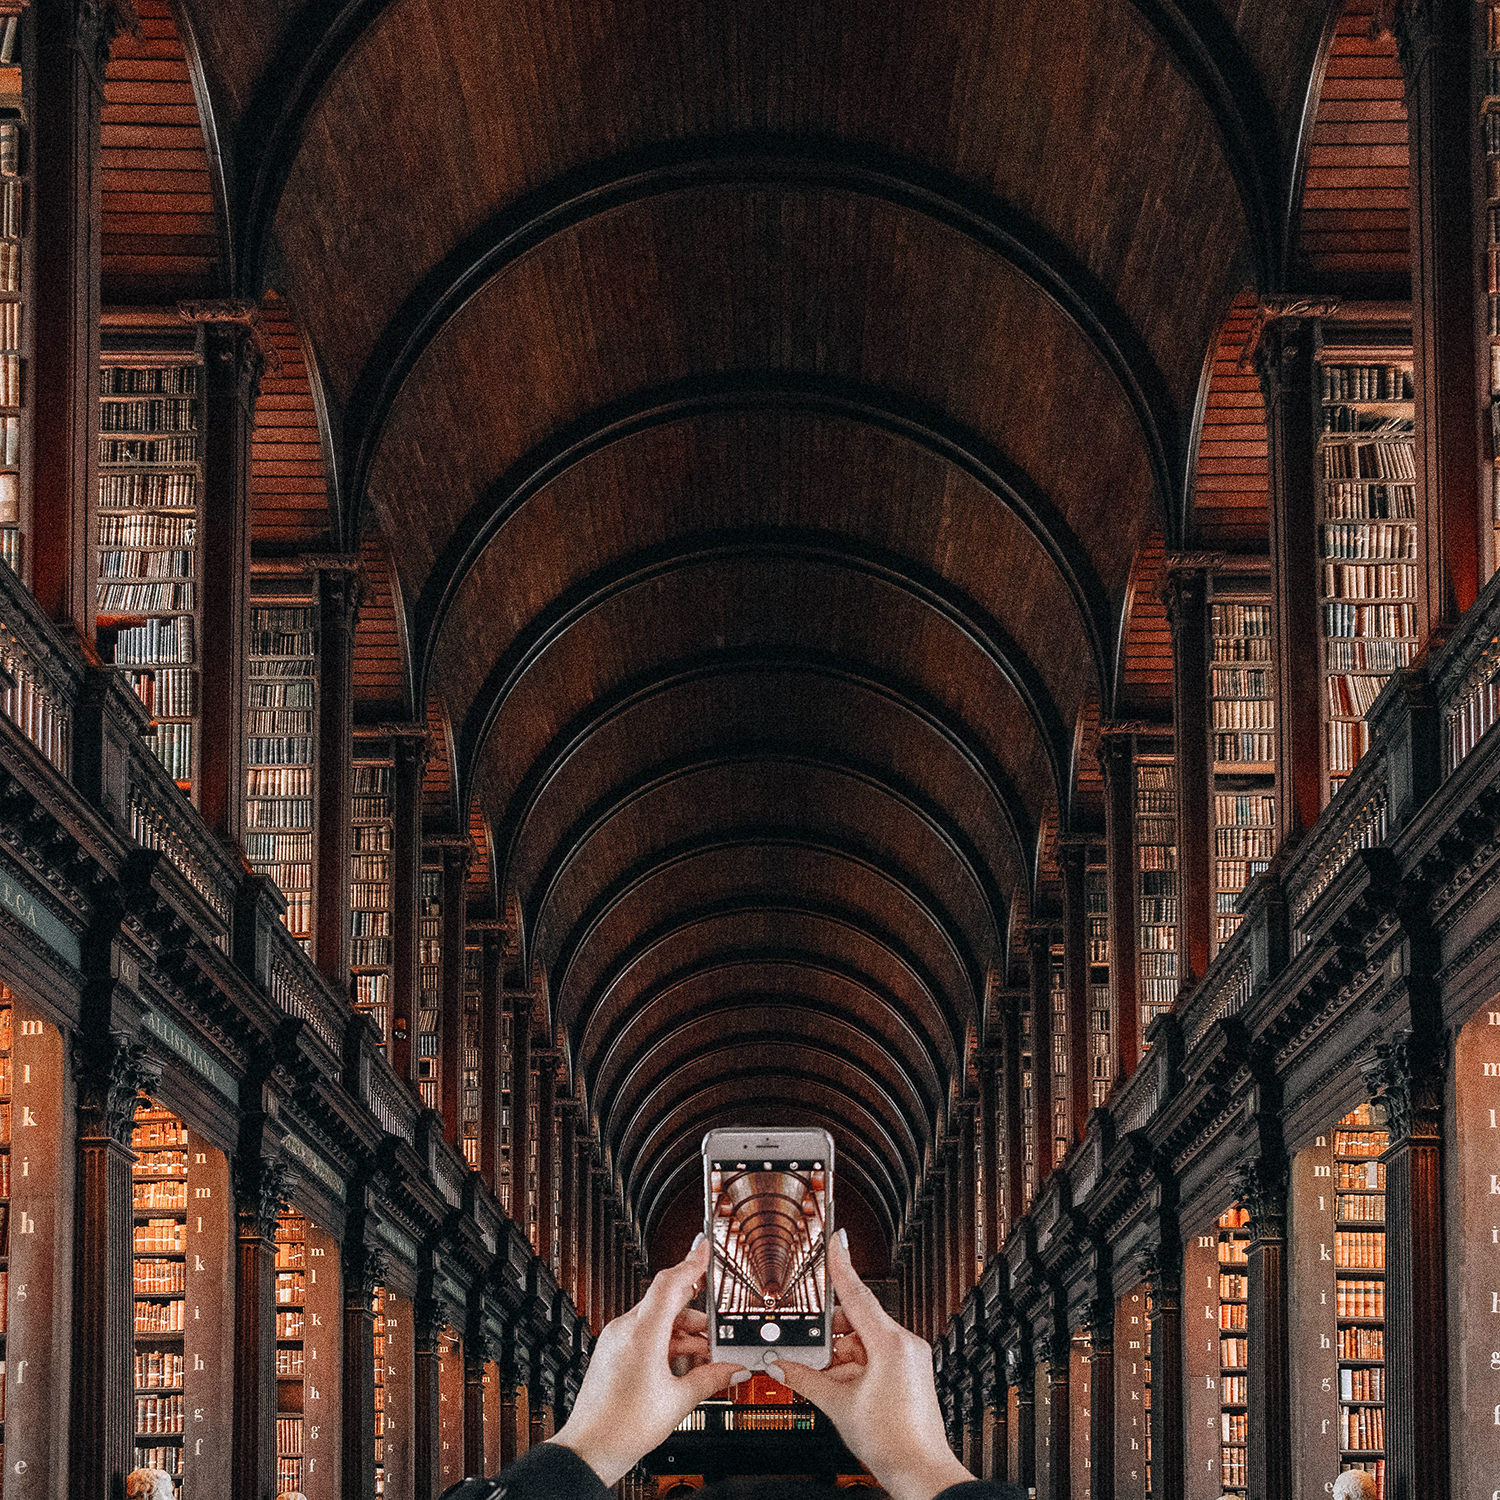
[702,1125,835,1369]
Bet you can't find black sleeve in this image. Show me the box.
[437,1441,613,1500]
[934,1481,1028,1500]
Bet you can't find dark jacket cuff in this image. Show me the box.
[438,1440,612,1500]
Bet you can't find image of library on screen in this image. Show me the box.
[709,1159,827,1347]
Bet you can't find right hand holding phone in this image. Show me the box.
[769,1230,974,1500]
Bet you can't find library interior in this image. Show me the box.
[0,0,1495,1496]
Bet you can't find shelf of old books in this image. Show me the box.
[351,757,395,1048]
[97,339,204,798]
[0,23,24,581]
[1134,753,1178,1040]
[1315,351,1418,802]
[499,998,513,1215]
[1047,938,1069,1169]
[1334,1104,1387,1493]
[1115,1284,1152,1500]
[418,865,442,1113]
[462,944,482,1168]
[275,1211,308,1494]
[0,990,9,1482]
[373,1284,389,1496]
[132,1104,189,1492]
[1086,860,1112,1107]
[245,600,317,951]
[1483,4,1500,569]
[1216,1207,1251,1495]
[1019,990,1036,1211]
[1209,591,1276,954]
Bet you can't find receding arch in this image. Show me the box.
[527,748,1009,981]
[419,380,1113,724]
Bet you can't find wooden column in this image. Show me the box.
[1099,734,1140,1075]
[414,1298,445,1500]
[947,1138,964,1317]
[1393,0,1481,628]
[1027,923,1054,1185]
[188,308,261,847]
[1000,994,1025,1227]
[1047,1329,1070,1500]
[498,1357,530,1468]
[341,1242,381,1500]
[1164,565,1212,988]
[535,1050,556,1269]
[230,1125,287,1500]
[577,1142,594,1331]
[990,1354,1010,1484]
[590,1163,606,1332]
[511,989,533,1243]
[926,1190,943,1338]
[1059,838,1093,1142]
[1087,1293,1115,1500]
[595,1177,611,1325]
[559,1103,578,1302]
[911,1224,927,1341]
[1239,1159,1291,1500]
[1365,1033,1450,1500]
[957,1106,977,1298]
[33,0,127,635]
[437,839,472,1144]
[391,729,430,1087]
[1259,317,1324,840]
[978,1053,1002,1260]
[1143,1238,1184,1500]
[1015,1355,1036,1493]
[464,1334,490,1480]
[312,562,361,981]
[478,928,505,1193]
[70,1024,150,1500]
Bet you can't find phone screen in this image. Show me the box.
[709,1156,828,1349]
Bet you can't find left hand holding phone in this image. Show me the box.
[549,1235,747,1486]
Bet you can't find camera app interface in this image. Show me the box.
[710,1158,827,1348]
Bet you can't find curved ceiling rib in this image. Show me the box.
[549,832,976,1056]
[636,1099,904,1244]
[453,530,1077,825]
[485,648,1040,932]
[525,749,1009,976]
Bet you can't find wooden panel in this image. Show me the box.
[1298,0,1410,282]
[102,0,219,300]
[251,296,333,548]
[351,536,408,715]
[1120,532,1173,712]
[1192,290,1270,545]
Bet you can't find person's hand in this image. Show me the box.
[769,1229,973,1500]
[549,1236,746,1485]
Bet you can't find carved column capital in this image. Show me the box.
[1234,1155,1289,1241]
[342,1240,387,1303]
[1161,565,1208,640]
[233,1154,292,1241]
[1371,0,1448,83]
[1240,297,1342,385]
[465,1331,495,1375]
[72,1030,156,1144]
[1361,1027,1444,1144]
[179,298,283,402]
[1137,1237,1181,1301]
[41,0,139,86]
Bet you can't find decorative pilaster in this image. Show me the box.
[341,1241,384,1500]
[1059,838,1094,1143]
[179,301,271,847]
[479,927,505,1192]
[230,1142,291,1500]
[1363,1028,1450,1500]
[1140,1237,1184,1500]
[1044,1325,1071,1500]
[414,1294,448,1500]
[1085,1291,1116,1500]
[436,837,472,1143]
[1236,1155,1291,1500]
[978,1051,1002,1260]
[987,1350,1010,1483]
[464,1331,493,1479]
[1163,566,1212,986]
[535,1048,557,1269]
[69,1028,152,1500]
[1012,1345,1037,1493]
[957,1105,977,1299]
[511,988,534,1246]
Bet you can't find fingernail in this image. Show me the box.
[690,1231,705,1251]
[838,1228,849,1250]
[729,1368,752,1384]
[764,1361,785,1381]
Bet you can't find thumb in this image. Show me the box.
[681,1361,747,1403]
[769,1359,847,1421]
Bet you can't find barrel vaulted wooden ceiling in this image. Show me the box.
[119,0,1405,1264]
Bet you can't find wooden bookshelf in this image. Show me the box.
[1484,4,1500,568]
[0,48,23,579]
[1020,988,1036,1211]
[1315,352,1418,801]
[461,945,482,1169]
[499,998,513,1216]
[132,1103,188,1494]
[97,337,204,798]
[1209,593,1276,954]
[350,757,395,1049]
[1134,755,1178,1036]
[1086,861,1112,1108]
[1047,938,1068,1170]
[244,599,317,951]
[373,1284,389,1496]
[1116,1285,1152,1500]
[1216,1206,1251,1496]
[0,989,9,1485]
[275,1212,308,1494]
[418,865,442,1113]
[1334,1104,1387,1496]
